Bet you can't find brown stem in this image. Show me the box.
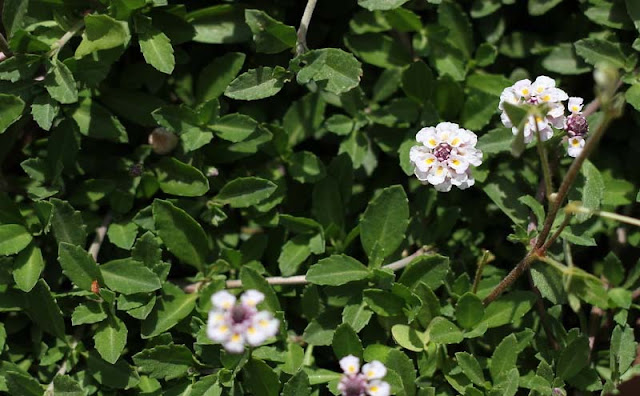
[483,252,539,305]
[540,213,572,252]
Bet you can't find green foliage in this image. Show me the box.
[0,0,639,395]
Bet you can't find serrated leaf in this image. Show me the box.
[50,199,87,246]
[574,38,635,71]
[557,336,589,380]
[428,317,464,344]
[26,279,66,339]
[75,14,131,58]
[216,177,277,208]
[101,258,162,294]
[306,255,370,286]
[71,301,107,325]
[94,314,128,364]
[225,66,288,100]
[455,292,484,329]
[296,48,363,94]
[139,23,175,74]
[13,242,44,292]
[0,93,25,134]
[282,370,311,396]
[141,283,197,338]
[392,324,425,352]
[398,255,450,291]
[456,352,486,386]
[244,9,296,54]
[360,185,409,266]
[358,0,409,11]
[133,344,194,380]
[30,94,59,131]
[152,199,209,271]
[0,224,31,255]
[44,59,78,104]
[58,242,103,292]
[155,157,209,197]
[197,52,246,102]
[490,334,518,381]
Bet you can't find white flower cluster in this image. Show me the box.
[498,75,588,157]
[338,355,390,396]
[409,122,483,192]
[207,289,279,353]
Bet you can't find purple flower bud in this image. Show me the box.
[129,163,144,177]
[338,374,368,396]
[565,113,588,137]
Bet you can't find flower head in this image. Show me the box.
[409,122,482,192]
[499,75,568,144]
[207,289,279,353]
[338,356,390,396]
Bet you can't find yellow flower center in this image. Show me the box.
[522,88,529,95]
[424,158,435,165]
[452,159,461,166]
[428,138,437,146]
[231,333,241,342]
[451,137,460,145]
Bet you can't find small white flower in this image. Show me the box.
[211,290,236,310]
[241,289,264,307]
[338,356,391,396]
[568,97,584,114]
[567,136,585,157]
[409,122,482,192]
[367,380,391,396]
[362,361,386,380]
[340,355,361,376]
[206,290,279,353]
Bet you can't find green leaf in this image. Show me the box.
[401,61,434,104]
[13,243,44,292]
[288,151,326,183]
[0,224,31,255]
[210,113,258,142]
[360,185,409,266]
[296,48,363,94]
[5,371,43,396]
[482,179,529,226]
[225,66,288,100]
[578,160,604,221]
[282,370,311,396]
[611,324,636,376]
[244,9,296,54]
[278,234,312,276]
[30,94,59,131]
[574,38,635,71]
[627,0,640,32]
[197,52,246,102]
[44,59,78,104]
[455,292,484,329]
[455,352,486,386]
[489,334,518,381]
[141,283,197,338]
[76,14,131,58]
[240,266,281,312]
[71,301,107,325]
[358,0,409,11]
[306,255,370,286]
[530,262,566,305]
[428,317,464,344]
[342,301,373,333]
[363,289,405,316]
[101,258,162,294]
[155,157,209,197]
[187,4,251,44]
[53,375,84,396]
[133,344,194,380]
[332,323,363,358]
[542,43,590,75]
[26,279,66,339]
[216,177,277,208]
[94,314,128,364]
[107,221,138,250]
[58,242,103,292]
[557,336,589,380]
[391,324,426,352]
[152,199,209,271]
[138,20,175,74]
[86,351,140,389]
[345,33,411,68]
[2,0,29,38]
[480,291,536,328]
[528,0,562,15]
[438,0,474,59]
[243,358,280,396]
[0,94,25,134]
[398,255,450,291]
[50,199,87,246]
[70,97,128,143]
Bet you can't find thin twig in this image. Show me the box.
[540,213,572,252]
[565,204,640,227]
[88,212,112,262]
[184,247,429,293]
[48,19,85,58]
[296,0,318,56]
[534,120,554,198]
[483,252,539,305]
[472,250,492,294]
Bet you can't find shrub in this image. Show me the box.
[0,0,639,395]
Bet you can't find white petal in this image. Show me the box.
[500,112,513,128]
[415,153,437,172]
[362,361,387,380]
[244,325,268,346]
[339,355,360,375]
[532,75,556,93]
[241,289,264,307]
[207,310,226,328]
[568,96,584,113]
[427,164,448,185]
[447,155,469,174]
[207,324,231,342]
[367,380,390,396]
[211,290,236,310]
[223,333,246,354]
[433,178,453,192]
[513,79,533,98]
[416,127,436,146]
[567,137,585,157]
